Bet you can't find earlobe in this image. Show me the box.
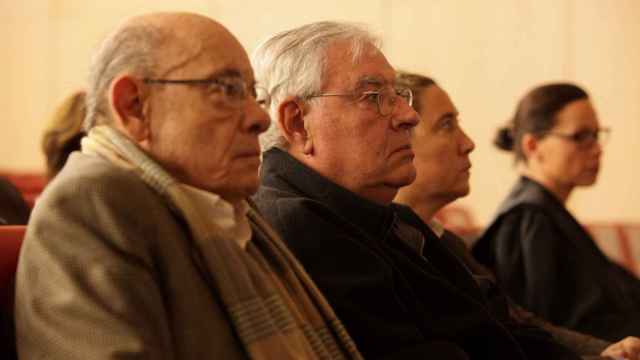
[277,97,312,154]
[110,75,149,142]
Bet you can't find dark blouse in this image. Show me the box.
[473,176,640,340]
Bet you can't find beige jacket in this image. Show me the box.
[16,153,254,359]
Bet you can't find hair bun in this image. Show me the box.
[494,126,515,151]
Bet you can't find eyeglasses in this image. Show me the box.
[143,76,260,108]
[306,86,413,116]
[546,127,611,148]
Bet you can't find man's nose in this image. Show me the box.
[392,100,419,130]
[245,98,271,134]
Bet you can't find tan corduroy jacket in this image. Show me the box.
[15,153,268,359]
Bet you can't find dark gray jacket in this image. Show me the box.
[254,148,580,360]
[474,176,640,341]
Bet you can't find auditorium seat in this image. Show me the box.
[0,226,25,311]
[0,172,47,208]
[0,226,22,360]
[436,204,640,277]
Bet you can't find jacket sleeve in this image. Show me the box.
[510,303,611,356]
[491,207,567,322]
[270,199,470,360]
[15,173,176,359]
[444,230,612,356]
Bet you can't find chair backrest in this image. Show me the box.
[0,172,47,209]
[0,226,26,310]
[589,223,640,277]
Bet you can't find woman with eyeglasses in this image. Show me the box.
[473,82,640,341]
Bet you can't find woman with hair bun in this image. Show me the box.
[473,83,640,341]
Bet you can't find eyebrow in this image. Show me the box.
[439,112,458,121]
[432,112,459,129]
[203,68,244,80]
[575,125,599,131]
[354,75,388,89]
[200,68,258,87]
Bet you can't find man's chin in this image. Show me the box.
[577,176,597,187]
[218,180,260,202]
[240,180,260,197]
[383,175,417,198]
[392,168,417,188]
[386,159,417,180]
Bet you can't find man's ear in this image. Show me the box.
[277,96,313,154]
[110,75,149,142]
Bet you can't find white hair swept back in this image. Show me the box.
[251,21,381,151]
[84,23,161,131]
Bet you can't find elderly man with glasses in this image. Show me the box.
[252,21,589,359]
[14,13,362,359]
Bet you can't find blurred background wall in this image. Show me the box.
[1,0,638,224]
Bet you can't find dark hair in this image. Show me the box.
[395,71,437,115]
[495,83,589,163]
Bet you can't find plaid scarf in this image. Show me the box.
[82,126,362,360]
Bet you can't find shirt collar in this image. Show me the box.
[427,219,445,238]
[179,183,252,249]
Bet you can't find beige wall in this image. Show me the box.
[1,0,639,224]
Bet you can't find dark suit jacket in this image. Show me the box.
[254,148,579,359]
[474,176,640,341]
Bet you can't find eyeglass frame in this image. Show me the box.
[142,76,263,107]
[545,127,611,148]
[304,86,413,116]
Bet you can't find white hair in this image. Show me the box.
[251,21,381,151]
[84,23,161,131]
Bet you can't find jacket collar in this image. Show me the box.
[493,176,600,253]
[260,148,396,239]
[498,176,563,216]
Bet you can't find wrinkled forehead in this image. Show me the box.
[322,40,395,91]
[155,22,253,80]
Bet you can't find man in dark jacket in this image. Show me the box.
[252,21,587,359]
